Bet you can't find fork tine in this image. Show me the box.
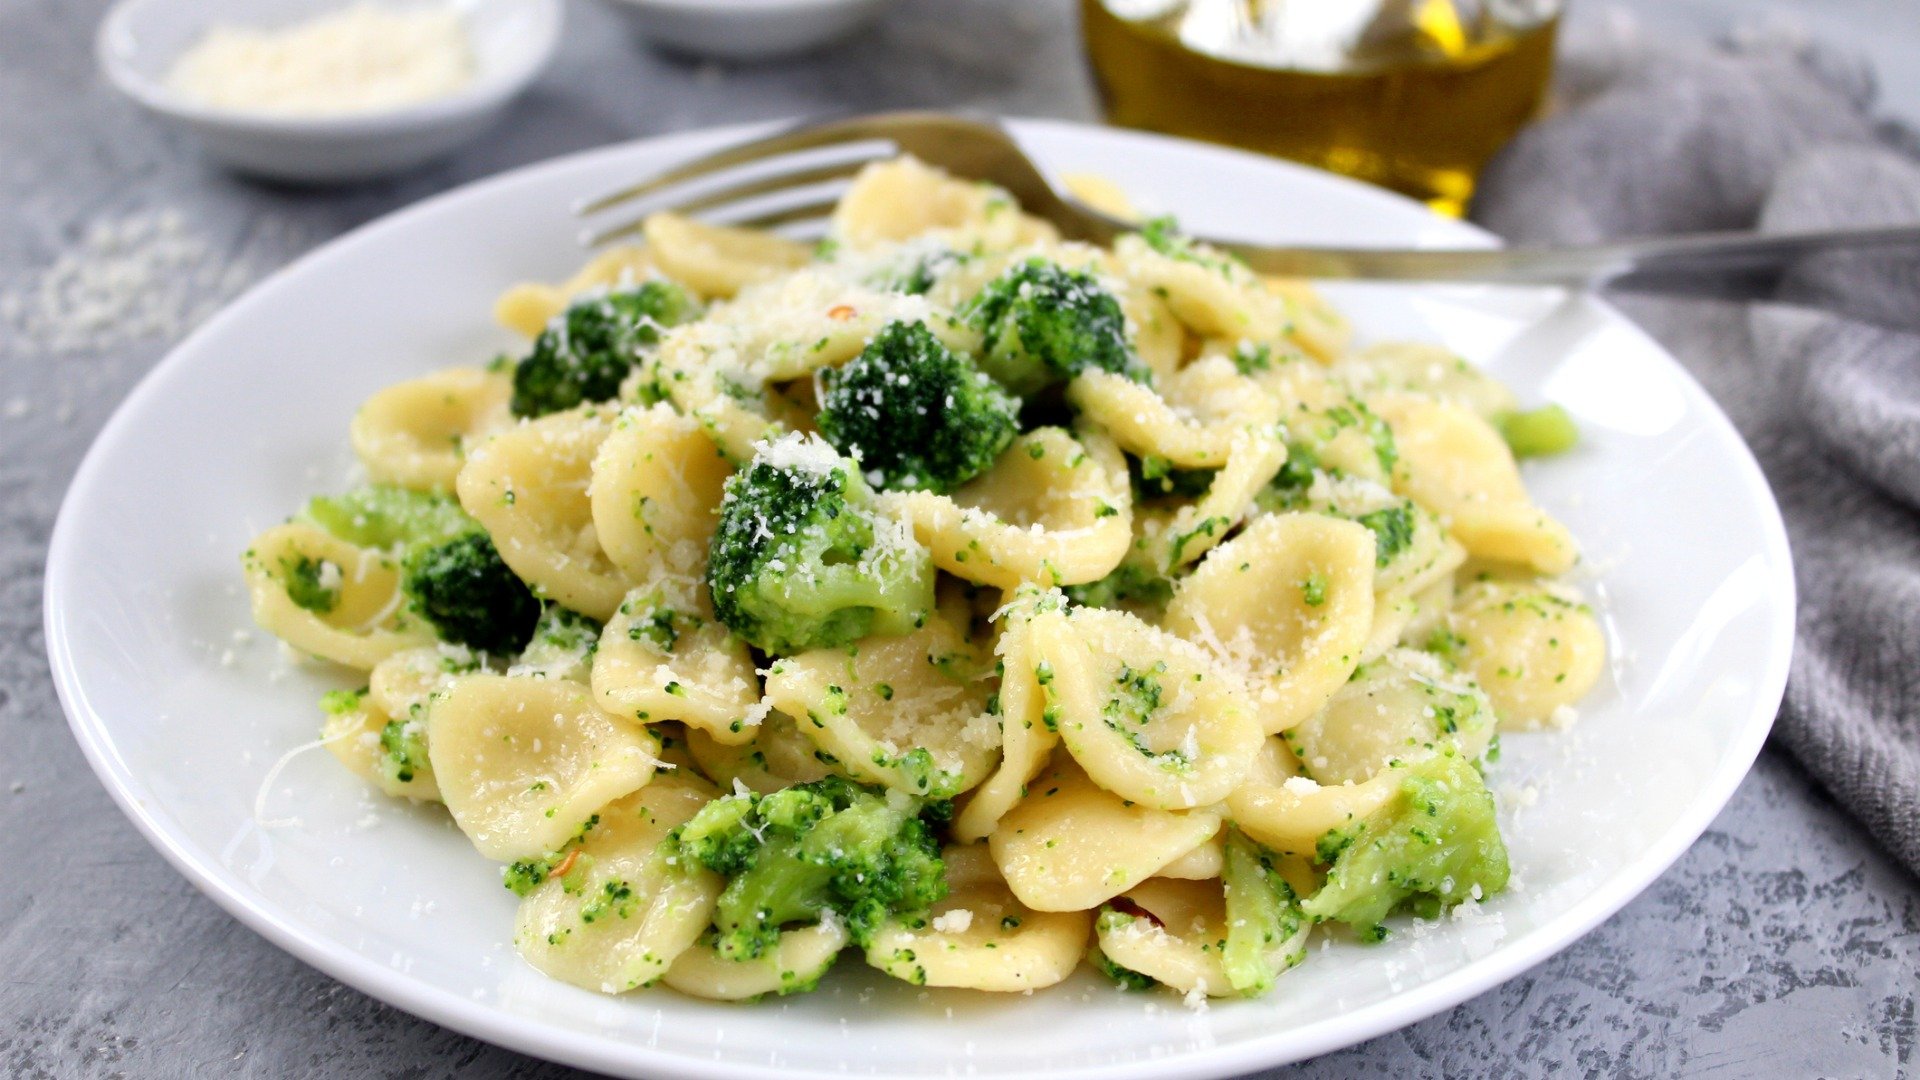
[646,157,874,220]
[575,114,902,217]
[580,191,843,248]
[580,157,873,247]
[727,196,841,232]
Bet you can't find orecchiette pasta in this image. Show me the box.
[427,674,664,861]
[588,403,733,584]
[990,755,1223,911]
[832,156,1057,253]
[242,522,433,670]
[1068,356,1281,469]
[1112,233,1288,341]
[865,844,1090,991]
[664,920,849,1000]
[881,427,1133,589]
[513,776,721,993]
[1094,877,1233,997]
[1445,579,1606,728]
[321,689,441,802]
[495,245,654,337]
[763,612,1000,797]
[683,710,832,794]
[1375,397,1578,574]
[1282,648,1495,785]
[1340,341,1518,418]
[350,367,514,492]
[951,589,1062,842]
[247,154,1606,1007]
[1164,512,1376,734]
[457,406,634,620]
[1034,606,1262,809]
[592,585,760,744]
[641,212,811,299]
[1226,738,1398,857]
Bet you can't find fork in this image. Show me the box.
[576,111,1920,298]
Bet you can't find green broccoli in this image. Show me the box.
[319,687,368,718]
[377,716,431,786]
[1064,561,1174,614]
[816,320,1019,494]
[303,485,540,656]
[1137,215,1252,278]
[319,687,435,792]
[1130,453,1215,500]
[279,554,340,614]
[1495,404,1579,458]
[705,433,935,655]
[669,776,949,961]
[513,604,602,680]
[510,280,701,418]
[963,259,1142,394]
[1301,750,1510,941]
[1353,505,1415,567]
[402,531,542,656]
[303,485,471,549]
[1221,828,1309,996]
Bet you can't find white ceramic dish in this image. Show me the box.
[601,0,891,61]
[44,119,1794,1078]
[96,0,562,183]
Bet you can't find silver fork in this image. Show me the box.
[576,111,1920,298]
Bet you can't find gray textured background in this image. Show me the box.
[2,0,1917,1077]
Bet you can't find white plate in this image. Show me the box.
[44,120,1794,1078]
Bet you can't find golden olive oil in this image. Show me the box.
[1080,0,1558,216]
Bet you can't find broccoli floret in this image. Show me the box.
[303,485,471,549]
[514,604,602,679]
[1221,827,1309,996]
[1137,215,1244,276]
[1352,505,1415,567]
[304,485,541,655]
[1130,453,1215,499]
[963,259,1142,394]
[670,776,948,961]
[502,816,601,896]
[816,320,1019,494]
[1301,751,1510,941]
[319,687,368,717]
[1064,561,1174,614]
[1495,404,1579,458]
[510,281,701,418]
[705,433,935,655]
[280,553,341,613]
[403,531,542,656]
[377,716,431,786]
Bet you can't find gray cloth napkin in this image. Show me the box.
[1470,16,1920,878]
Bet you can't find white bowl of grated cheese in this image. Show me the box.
[602,0,893,62]
[97,0,562,183]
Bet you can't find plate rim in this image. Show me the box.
[43,116,1797,1079]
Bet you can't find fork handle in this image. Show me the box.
[1209,224,1920,299]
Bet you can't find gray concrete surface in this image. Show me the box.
[2,0,1916,1076]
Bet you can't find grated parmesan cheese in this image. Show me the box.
[166,3,475,117]
[930,909,974,934]
[751,430,844,478]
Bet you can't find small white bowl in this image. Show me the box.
[97,0,562,183]
[602,0,891,62]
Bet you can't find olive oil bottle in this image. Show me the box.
[1080,0,1559,216]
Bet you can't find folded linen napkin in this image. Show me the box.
[1471,13,1920,878]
